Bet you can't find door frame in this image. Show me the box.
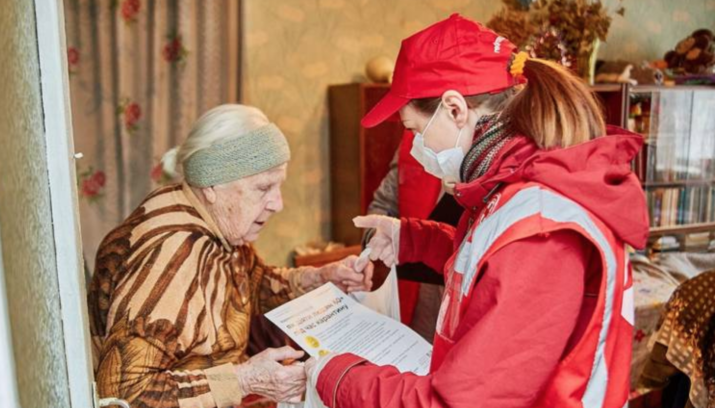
[0,235,20,408]
[34,0,95,406]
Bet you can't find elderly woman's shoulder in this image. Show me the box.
[131,184,201,220]
[98,183,215,251]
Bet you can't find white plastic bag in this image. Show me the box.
[348,248,401,321]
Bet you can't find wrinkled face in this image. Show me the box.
[201,164,287,246]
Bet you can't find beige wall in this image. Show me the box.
[0,1,72,407]
[245,0,715,265]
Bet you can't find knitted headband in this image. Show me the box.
[183,123,291,187]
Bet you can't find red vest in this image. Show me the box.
[433,182,634,408]
[397,131,442,324]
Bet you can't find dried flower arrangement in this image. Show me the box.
[488,0,625,81]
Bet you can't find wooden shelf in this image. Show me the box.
[630,84,715,93]
[294,245,362,267]
[649,222,715,237]
[590,84,623,92]
[643,179,715,188]
[592,84,715,94]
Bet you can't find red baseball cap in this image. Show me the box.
[361,14,522,128]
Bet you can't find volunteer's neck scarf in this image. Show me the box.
[460,113,513,183]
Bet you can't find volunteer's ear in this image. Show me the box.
[440,90,470,128]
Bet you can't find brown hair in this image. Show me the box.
[411,58,605,149]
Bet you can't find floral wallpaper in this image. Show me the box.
[245,0,715,265]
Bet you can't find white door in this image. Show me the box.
[34,0,127,407]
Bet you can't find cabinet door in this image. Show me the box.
[329,84,404,245]
[361,86,403,212]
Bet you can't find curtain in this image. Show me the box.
[64,0,242,269]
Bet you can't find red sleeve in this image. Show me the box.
[398,218,456,274]
[317,230,589,408]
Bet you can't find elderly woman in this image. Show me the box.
[88,104,372,408]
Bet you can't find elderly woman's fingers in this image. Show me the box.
[265,346,305,362]
[345,282,367,293]
[319,258,375,293]
[275,365,307,400]
[348,285,368,293]
[340,254,365,273]
[237,347,308,402]
[276,364,306,382]
[353,252,371,273]
[346,263,374,292]
[336,264,366,285]
[362,261,374,290]
[348,269,374,291]
[254,367,306,402]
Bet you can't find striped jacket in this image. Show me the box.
[88,183,306,408]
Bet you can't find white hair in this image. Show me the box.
[162,104,270,177]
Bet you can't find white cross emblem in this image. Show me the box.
[493,36,505,53]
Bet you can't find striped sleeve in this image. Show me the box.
[230,242,307,314]
[96,318,242,408]
[93,227,246,407]
[257,265,307,313]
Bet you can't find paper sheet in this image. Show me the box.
[268,268,432,408]
[265,279,431,374]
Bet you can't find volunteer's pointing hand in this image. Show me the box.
[353,215,401,267]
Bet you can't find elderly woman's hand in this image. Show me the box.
[302,255,374,293]
[235,346,306,403]
[304,354,337,394]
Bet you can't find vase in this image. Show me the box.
[575,38,601,85]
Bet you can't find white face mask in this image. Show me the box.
[410,102,465,182]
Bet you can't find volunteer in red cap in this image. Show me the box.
[307,14,647,408]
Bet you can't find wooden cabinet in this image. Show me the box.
[328,83,403,245]
[592,83,630,127]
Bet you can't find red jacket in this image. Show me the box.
[316,127,648,408]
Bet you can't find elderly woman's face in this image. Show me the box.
[201,164,287,246]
